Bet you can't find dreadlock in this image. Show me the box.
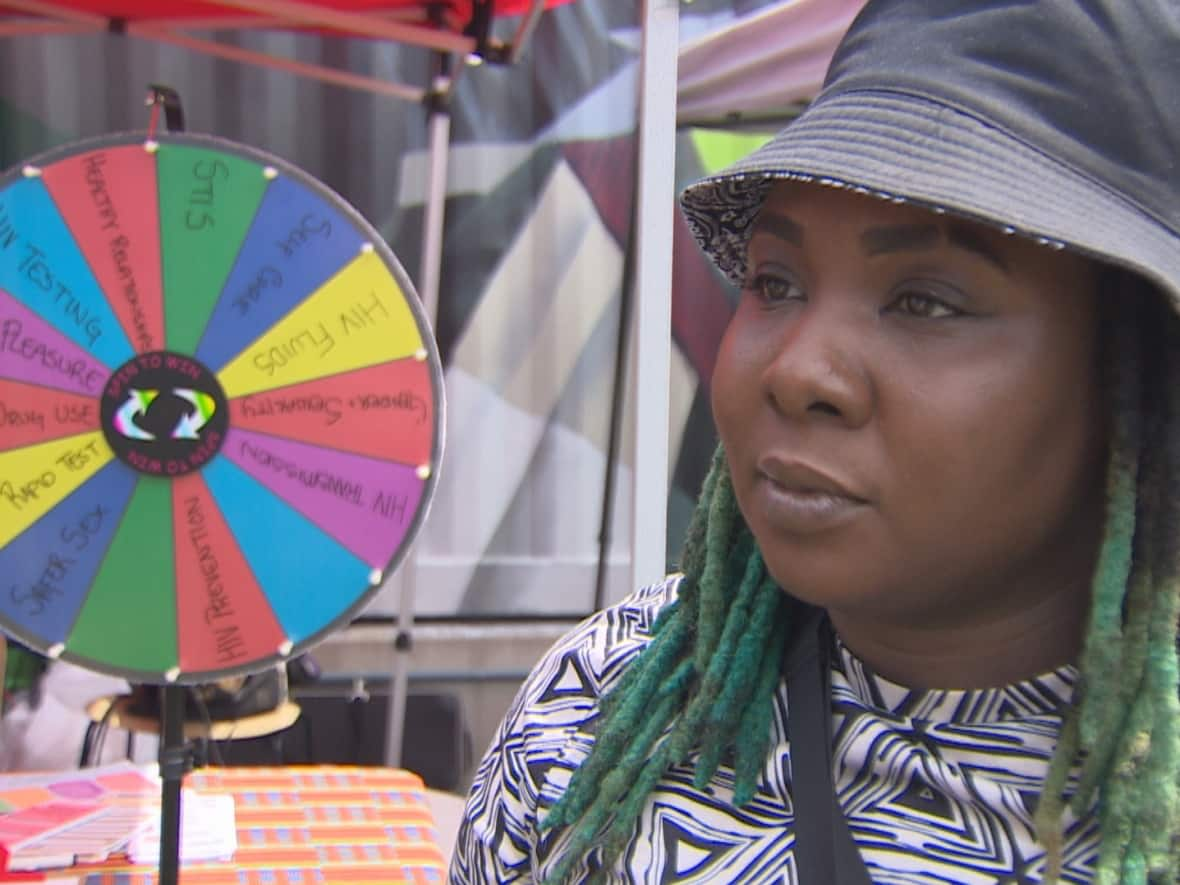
[539,274,1180,885]
[538,446,797,883]
[1034,277,1180,884]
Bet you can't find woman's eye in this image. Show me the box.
[745,273,801,305]
[890,290,962,319]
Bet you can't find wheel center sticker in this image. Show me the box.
[100,350,228,476]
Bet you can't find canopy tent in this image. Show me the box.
[676,0,864,125]
[0,0,582,769]
[0,0,578,345]
[0,0,868,611]
[0,0,866,767]
[0,2,566,45]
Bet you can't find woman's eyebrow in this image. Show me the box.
[751,213,804,246]
[861,223,940,255]
[946,223,1010,273]
[860,222,1010,272]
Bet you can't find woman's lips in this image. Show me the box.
[754,457,868,533]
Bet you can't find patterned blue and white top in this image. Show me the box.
[449,576,1099,883]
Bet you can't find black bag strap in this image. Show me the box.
[786,610,874,884]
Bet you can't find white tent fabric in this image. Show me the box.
[677,0,866,123]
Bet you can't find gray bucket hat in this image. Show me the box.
[679,0,1180,311]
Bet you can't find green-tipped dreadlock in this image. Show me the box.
[540,278,1180,885]
[1034,280,1180,884]
[538,447,798,883]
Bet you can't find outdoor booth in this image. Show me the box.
[0,4,870,872]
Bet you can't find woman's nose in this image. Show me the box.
[761,306,874,427]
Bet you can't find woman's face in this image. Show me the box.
[711,181,1106,629]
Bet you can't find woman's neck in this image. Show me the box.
[827,578,1090,690]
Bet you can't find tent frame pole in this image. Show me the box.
[628,0,679,595]
[3,0,478,101]
[384,54,453,769]
[199,0,475,53]
[127,25,430,102]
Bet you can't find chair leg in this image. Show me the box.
[79,721,98,767]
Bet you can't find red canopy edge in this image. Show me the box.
[0,0,574,29]
[0,0,577,99]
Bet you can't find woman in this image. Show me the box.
[450,0,1180,881]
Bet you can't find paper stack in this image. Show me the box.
[127,790,237,865]
[0,761,236,875]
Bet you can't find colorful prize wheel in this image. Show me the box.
[0,132,443,685]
